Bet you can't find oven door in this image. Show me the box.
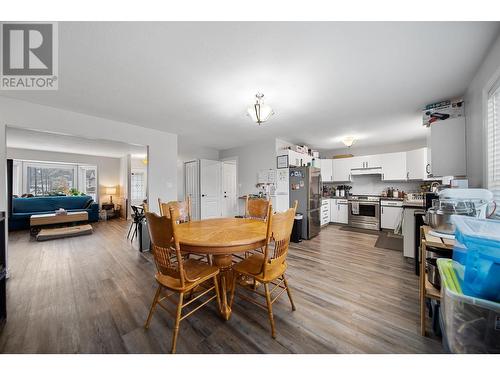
[348,201,380,230]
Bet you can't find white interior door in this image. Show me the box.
[184,160,200,220]
[200,159,222,219]
[222,161,237,217]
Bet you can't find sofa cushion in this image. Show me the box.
[13,196,93,213]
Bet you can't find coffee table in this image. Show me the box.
[30,211,89,234]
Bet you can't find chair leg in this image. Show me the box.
[131,223,138,241]
[171,292,184,354]
[264,283,276,339]
[127,221,134,239]
[282,274,296,311]
[213,276,222,313]
[144,285,162,329]
[229,273,238,308]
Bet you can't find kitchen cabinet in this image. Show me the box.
[403,207,419,258]
[381,152,407,181]
[406,147,428,180]
[380,200,403,230]
[319,159,333,182]
[330,198,348,224]
[429,117,466,177]
[349,154,382,169]
[332,158,352,182]
[321,199,330,226]
[284,150,312,167]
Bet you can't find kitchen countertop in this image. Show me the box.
[380,197,404,201]
[402,201,425,208]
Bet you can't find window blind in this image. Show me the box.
[487,83,500,205]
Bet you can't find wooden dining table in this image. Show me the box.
[176,217,267,320]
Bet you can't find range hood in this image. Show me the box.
[350,167,382,176]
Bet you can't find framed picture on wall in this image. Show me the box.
[277,155,288,169]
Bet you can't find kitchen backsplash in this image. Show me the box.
[325,175,422,196]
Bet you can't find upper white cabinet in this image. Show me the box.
[381,152,407,181]
[406,147,428,180]
[350,154,382,169]
[332,158,353,181]
[429,117,466,177]
[279,150,313,167]
[328,146,439,182]
[319,159,333,182]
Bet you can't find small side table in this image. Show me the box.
[101,203,117,219]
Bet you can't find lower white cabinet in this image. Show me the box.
[320,199,330,226]
[330,198,348,224]
[380,200,403,230]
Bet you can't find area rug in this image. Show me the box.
[374,230,403,251]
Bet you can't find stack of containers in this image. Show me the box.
[437,216,500,353]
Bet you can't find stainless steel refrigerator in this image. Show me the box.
[289,166,322,240]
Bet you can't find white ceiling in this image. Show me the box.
[2,22,499,151]
[6,127,147,158]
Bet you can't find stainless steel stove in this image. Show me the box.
[348,195,381,230]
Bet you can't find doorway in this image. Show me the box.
[222,159,238,218]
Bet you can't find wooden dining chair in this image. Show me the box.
[144,208,221,353]
[158,197,163,216]
[160,196,191,223]
[229,200,298,338]
[245,196,270,221]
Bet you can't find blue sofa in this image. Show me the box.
[9,196,99,231]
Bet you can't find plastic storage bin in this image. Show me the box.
[451,216,500,302]
[437,259,500,353]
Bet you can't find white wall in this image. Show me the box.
[0,96,178,216]
[220,138,276,197]
[177,138,219,200]
[465,32,500,188]
[6,147,121,205]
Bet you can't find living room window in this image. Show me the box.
[15,160,99,202]
[25,162,77,196]
[487,79,500,204]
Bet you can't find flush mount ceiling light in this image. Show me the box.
[247,92,274,125]
[342,136,356,148]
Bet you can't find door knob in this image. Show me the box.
[202,194,206,197]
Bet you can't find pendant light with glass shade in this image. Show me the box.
[247,92,274,125]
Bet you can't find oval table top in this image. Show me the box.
[176,217,267,254]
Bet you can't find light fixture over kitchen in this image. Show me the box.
[247,92,274,125]
[342,136,356,148]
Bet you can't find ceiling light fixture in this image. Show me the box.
[342,136,356,148]
[247,92,274,125]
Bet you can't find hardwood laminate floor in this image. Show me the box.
[0,220,442,353]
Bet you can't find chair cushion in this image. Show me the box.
[233,254,287,282]
[155,259,219,291]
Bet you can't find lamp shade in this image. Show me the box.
[247,92,274,125]
[105,187,117,195]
